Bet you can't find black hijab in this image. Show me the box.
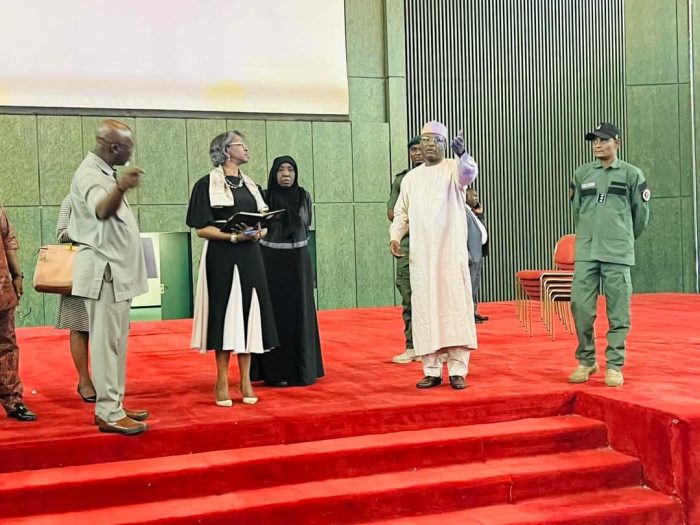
[266,156,307,240]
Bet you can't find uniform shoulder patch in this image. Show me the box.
[642,188,651,202]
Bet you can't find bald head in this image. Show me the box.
[95,119,134,167]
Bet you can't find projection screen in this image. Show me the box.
[0,0,349,116]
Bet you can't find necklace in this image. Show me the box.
[224,175,244,190]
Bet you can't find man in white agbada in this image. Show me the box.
[390,121,479,390]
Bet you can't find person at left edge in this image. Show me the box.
[0,205,36,421]
[68,119,148,435]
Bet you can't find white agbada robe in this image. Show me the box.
[390,153,479,375]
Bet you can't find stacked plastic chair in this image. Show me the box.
[515,235,576,338]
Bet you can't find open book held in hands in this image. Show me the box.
[220,209,286,233]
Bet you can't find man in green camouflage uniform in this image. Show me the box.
[387,137,423,363]
[568,122,650,387]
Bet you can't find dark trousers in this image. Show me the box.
[395,253,413,349]
[469,259,482,312]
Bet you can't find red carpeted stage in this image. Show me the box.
[0,293,699,524]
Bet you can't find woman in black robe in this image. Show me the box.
[252,156,324,386]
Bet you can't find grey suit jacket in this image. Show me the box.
[466,207,483,264]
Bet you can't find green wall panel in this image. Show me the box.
[632,197,683,292]
[312,122,353,203]
[678,0,690,83]
[348,78,387,123]
[679,84,694,197]
[227,119,268,186]
[387,77,409,175]
[354,203,394,307]
[135,118,189,205]
[345,0,385,77]
[624,0,678,85]
[0,116,39,206]
[352,122,390,202]
[385,0,406,78]
[37,116,83,206]
[681,196,698,292]
[39,206,60,246]
[265,121,313,197]
[186,119,226,190]
[315,203,356,309]
[626,85,680,198]
[5,207,44,326]
[139,205,189,233]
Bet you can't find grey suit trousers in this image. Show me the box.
[469,260,482,312]
[85,266,131,422]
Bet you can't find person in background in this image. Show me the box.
[55,194,94,402]
[252,155,324,387]
[69,119,149,435]
[568,122,650,387]
[0,205,36,421]
[465,187,489,323]
[390,121,479,390]
[386,136,423,363]
[187,130,278,406]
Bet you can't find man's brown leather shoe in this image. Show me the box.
[124,408,149,421]
[416,376,442,389]
[96,416,147,435]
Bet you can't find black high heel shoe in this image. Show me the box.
[77,385,97,403]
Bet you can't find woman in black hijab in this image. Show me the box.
[252,156,324,386]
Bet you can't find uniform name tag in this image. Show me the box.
[582,182,596,189]
[597,193,607,204]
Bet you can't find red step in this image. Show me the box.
[0,448,641,525]
[365,485,684,525]
[0,415,606,517]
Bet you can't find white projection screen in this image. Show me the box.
[0,0,349,116]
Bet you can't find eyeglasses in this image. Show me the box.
[420,135,446,145]
[227,142,247,149]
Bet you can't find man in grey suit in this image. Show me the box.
[69,119,149,435]
[466,188,488,323]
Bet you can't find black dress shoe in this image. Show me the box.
[77,385,97,403]
[475,313,489,322]
[265,380,289,387]
[416,376,442,389]
[449,376,467,390]
[474,316,483,324]
[6,403,37,421]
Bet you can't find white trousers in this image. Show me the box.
[422,347,471,378]
[85,266,131,422]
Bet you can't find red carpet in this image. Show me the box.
[0,293,697,524]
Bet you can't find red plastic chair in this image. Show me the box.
[515,235,575,336]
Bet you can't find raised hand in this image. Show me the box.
[450,130,466,157]
[116,166,143,191]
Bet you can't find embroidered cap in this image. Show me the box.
[421,121,448,139]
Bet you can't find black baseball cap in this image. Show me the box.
[585,122,620,141]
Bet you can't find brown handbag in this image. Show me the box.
[33,244,77,295]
